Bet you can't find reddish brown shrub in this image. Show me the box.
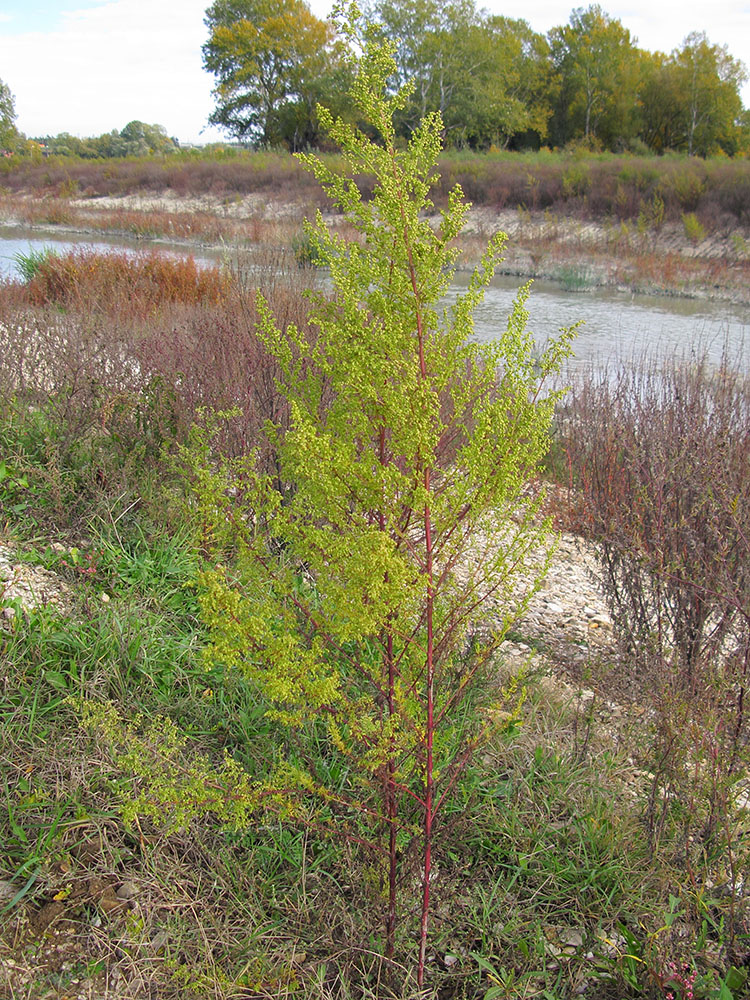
[25,249,230,315]
[558,352,750,675]
[0,246,318,514]
[554,351,750,912]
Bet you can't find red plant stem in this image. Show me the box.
[418,469,435,988]
[398,206,435,989]
[380,424,399,960]
[385,127,436,986]
[386,626,398,959]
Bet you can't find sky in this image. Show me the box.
[0,0,748,145]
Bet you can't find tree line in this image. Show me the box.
[202,0,749,156]
[32,121,181,159]
[0,1,746,160]
[0,108,181,159]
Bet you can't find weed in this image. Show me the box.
[554,349,750,963]
[149,33,572,986]
[637,192,666,234]
[562,162,591,200]
[555,264,594,291]
[682,212,706,244]
[11,245,58,283]
[730,233,749,258]
[291,230,326,268]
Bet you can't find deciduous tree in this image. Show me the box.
[449,15,554,148]
[202,0,351,149]
[0,78,20,152]
[549,5,642,149]
[638,51,685,154]
[365,0,553,148]
[119,121,178,155]
[364,0,479,134]
[638,34,747,155]
[673,32,747,156]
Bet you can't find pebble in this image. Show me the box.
[115,881,138,900]
[0,544,75,617]
[474,532,615,656]
[150,929,169,950]
[0,879,15,901]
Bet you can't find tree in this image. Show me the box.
[737,108,750,155]
[0,78,20,152]
[202,0,351,148]
[363,0,481,136]
[31,125,177,158]
[168,16,571,985]
[448,15,554,148]
[119,121,178,155]
[364,0,554,148]
[638,51,686,153]
[549,5,643,149]
[637,34,747,155]
[673,32,747,156]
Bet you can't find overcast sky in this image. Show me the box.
[0,0,748,144]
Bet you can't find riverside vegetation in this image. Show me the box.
[1,146,749,303]
[1,29,750,1000]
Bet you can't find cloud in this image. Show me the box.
[0,0,747,142]
[0,0,225,142]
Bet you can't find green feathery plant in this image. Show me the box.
[11,245,57,283]
[98,8,573,987]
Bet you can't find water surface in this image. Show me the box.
[2,228,747,372]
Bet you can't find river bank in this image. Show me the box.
[1,208,749,997]
[1,189,748,305]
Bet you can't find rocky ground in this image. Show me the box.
[0,544,77,619]
[2,527,615,658]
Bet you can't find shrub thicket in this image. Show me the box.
[556,352,750,959]
[1,150,749,227]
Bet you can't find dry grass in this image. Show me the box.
[25,248,230,311]
[2,150,749,227]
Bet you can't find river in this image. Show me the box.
[1,226,747,372]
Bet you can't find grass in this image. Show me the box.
[1,521,745,998]
[0,562,658,999]
[3,544,743,997]
[12,245,58,283]
[554,263,596,292]
[0,248,748,998]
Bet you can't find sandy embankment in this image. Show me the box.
[2,188,749,304]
